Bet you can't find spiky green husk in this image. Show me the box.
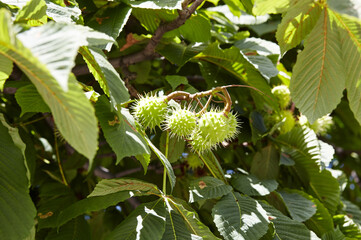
[279,110,295,134]
[271,85,290,109]
[166,109,197,138]
[190,110,240,152]
[133,95,167,130]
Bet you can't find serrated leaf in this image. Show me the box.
[276,126,320,182]
[17,21,113,91]
[245,55,278,80]
[45,217,90,240]
[276,0,322,54]
[145,136,176,190]
[328,0,361,18]
[80,47,130,106]
[290,9,344,124]
[45,0,82,23]
[159,132,185,163]
[318,140,334,169]
[335,14,361,126]
[195,42,278,109]
[165,75,188,90]
[308,170,340,215]
[321,228,346,240]
[0,10,115,160]
[0,115,36,240]
[0,54,12,91]
[189,176,232,203]
[223,0,245,16]
[251,145,279,179]
[212,192,270,240]
[334,215,361,239]
[57,191,144,228]
[106,199,167,240]
[88,178,160,197]
[96,96,150,168]
[88,3,132,51]
[166,198,220,239]
[130,0,183,10]
[231,173,278,196]
[260,202,320,240]
[157,42,204,67]
[253,0,289,15]
[279,191,317,222]
[15,0,47,25]
[342,199,361,225]
[198,151,227,183]
[235,37,280,56]
[15,84,50,116]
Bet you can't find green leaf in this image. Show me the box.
[45,0,82,23]
[235,37,280,56]
[335,14,361,125]
[157,42,204,67]
[17,22,113,92]
[276,0,322,54]
[188,176,232,203]
[328,0,361,18]
[167,13,212,42]
[342,199,361,225]
[290,9,345,124]
[212,192,270,240]
[279,191,317,222]
[165,198,220,239]
[308,170,340,215]
[45,217,91,240]
[334,215,361,239]
[0,115,36,240]
[195,42,278,109]
[144,136,176,190]
[15,0,47,25]
[253,0,290,15]
[251,145,279,179]
[276,126,320,182]
[88,178,161,197]
[199,151,227,183]
[0,10,112,160]
[159,132,185,163]
[321,228,346,240]
[318,140,334,169]
[0,54,12,90]
[58,191,139,227]
[165,75,188,90]
[96,96,150,168]
[224,0,245,16]
[88,3,132,51]
[260,202,320,240]
[15,84,50,116]
[107,199,167,240]
[80,47,130,106]
[244,55,279,81]
[130,0,183,9]
[231,173,278,196]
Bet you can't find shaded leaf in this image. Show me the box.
[0,54,12,90]
[212,192,269,240]
[235,37,280,56]
[45,217,90,240]
[130,0,183,10]
[334,215,361,239]
[251,145,279,179]
[88,178,160,197]
[279,191,317,222]
[159,132,185,163]
[165,75,188,90]
[96,95,150,168]
[342,199,361,225]
[231,173,278,196]
[88,3,132,51]
[189,176,232,203]
[157,42,204,67]
[199,151,227,183]
[15,84,50,116]
[0,114,36,240]
[260,202,320,240]
[106,199,166,240]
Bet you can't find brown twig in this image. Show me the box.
[121,0,204,67]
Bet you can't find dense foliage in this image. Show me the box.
[1,0,361,239]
